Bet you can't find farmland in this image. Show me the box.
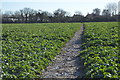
[2,23,81,78]
[80,22,119,78]
[1,22,119,78]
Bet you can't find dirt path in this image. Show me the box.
[41,25,85,78]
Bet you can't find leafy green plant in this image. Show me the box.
[80,22,119,78]
[2,23,81,78]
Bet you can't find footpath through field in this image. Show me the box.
[42,24,85,78]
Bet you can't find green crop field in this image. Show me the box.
[80,22,119,78]
[1,22,119,78]
[2,23,81,78]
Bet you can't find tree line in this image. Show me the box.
[2,2,119,23]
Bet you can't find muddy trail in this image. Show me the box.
[41,24,85,78]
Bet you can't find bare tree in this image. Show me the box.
[20,10,24,22]
[118,1,120,14]
[54,9,67,17]
[105,2,117,16]
[93,8,101,16]
[28,9,37,22]
[102,9,110,16]
[2,11,14,22]
[0,9,2,23]
[3,11,13,17]
[41,11,52,22]
[53,9,68,22]
[75,11,82,15]
[23,8,31,22]
[14,11,21,16]
[20,8,36,22]
[14,11,21,22]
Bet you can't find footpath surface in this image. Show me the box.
[42,25,85,78]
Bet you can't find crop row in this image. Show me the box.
[80,22,119,78]
[2,23,81,78]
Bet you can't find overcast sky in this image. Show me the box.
[1,0,119,16]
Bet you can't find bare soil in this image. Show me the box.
[41,25,85,78]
